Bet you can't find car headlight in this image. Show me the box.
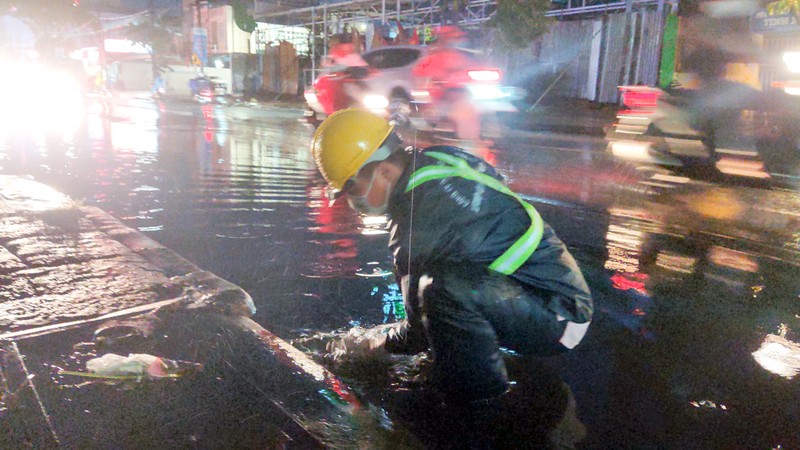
[362,94,389,110]
[783,52,800,74]
[304,91,318,103]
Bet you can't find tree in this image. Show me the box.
[0,0,99,59]
[767,0,800,16]
[488,0,553,52]
[231,0,256,33]
[125,10,174,82]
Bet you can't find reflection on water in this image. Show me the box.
[2,98,799,447]
[582,196,800,448]
[753,332,800,379]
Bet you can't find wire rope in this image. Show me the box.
[11,341,61,445]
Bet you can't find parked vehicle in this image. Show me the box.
[606,84,800,184]
[190,76,229,104]
[303,45,522,137]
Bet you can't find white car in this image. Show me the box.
[303,45,521,127]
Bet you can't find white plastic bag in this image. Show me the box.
[86,353,167,378]
[327,324,402,360]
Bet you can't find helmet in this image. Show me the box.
[310,109,395,191]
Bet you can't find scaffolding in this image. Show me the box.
[251,0,671,94]
[255,0,495,28]
[253,0,662,27]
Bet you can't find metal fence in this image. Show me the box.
[531,6,667,103]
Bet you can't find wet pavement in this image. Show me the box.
[0,176,389,448]
[1,92,799,448]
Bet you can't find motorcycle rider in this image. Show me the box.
[312,109,593,421]
[411,25,482,143]
[324,42,369,106]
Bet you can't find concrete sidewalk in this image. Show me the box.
[0,176,387,448]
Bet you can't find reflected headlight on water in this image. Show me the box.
[752,333,800,379]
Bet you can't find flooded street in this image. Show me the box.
[2,94,799,448]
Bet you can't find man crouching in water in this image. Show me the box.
[311,109,593,447]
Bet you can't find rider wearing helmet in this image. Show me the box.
[411,25,482,142]
[312,109,593,405]
[321,42,370,109]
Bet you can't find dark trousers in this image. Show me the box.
[385,263,568,402]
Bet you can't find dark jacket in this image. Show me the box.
[386,146,593,323]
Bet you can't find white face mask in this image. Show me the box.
[347,193,389,215]
[346,168,391,216]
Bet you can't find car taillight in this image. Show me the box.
[617,86,661,116]
[467,70,500,82]
[619,87,661,109]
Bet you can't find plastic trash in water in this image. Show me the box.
[61,353,202,381]
[326,324,404,360]
[87,353,171,378]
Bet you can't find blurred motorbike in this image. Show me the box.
[303,44,524,141]
[407,63,523,141]
[303,70,365,125]
[606,84,800,183]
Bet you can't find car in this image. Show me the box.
[303,45,522,130]
[605,84,800,184]
[303,45,427,125]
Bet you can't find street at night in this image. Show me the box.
[1,93,798,448]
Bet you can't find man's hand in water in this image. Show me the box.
[326,325,399,360]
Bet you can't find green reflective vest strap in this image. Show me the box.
[405,151,544,275]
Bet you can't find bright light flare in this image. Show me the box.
[785,86,800,96]
[467,85,507,100]
[411,89,430,98]
[771,80,800,95]
[609,140,652,160]
[303,91,318,103]
[0,59,84,136]
[362,94,389,110]
[783,52,800,74]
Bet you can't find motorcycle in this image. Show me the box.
[404,67,524,142]
[304,67,371,127]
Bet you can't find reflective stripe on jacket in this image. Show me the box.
[387,146,593,323]
[406,150,544,275]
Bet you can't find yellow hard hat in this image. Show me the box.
[310,109,395,191]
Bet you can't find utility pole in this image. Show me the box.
[148,0,159,82]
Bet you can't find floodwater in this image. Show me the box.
[1,96,799,448]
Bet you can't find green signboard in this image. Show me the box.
[659,14,678,89]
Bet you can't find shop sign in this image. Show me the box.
[192,27,208,66]
[752,9,800,33]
